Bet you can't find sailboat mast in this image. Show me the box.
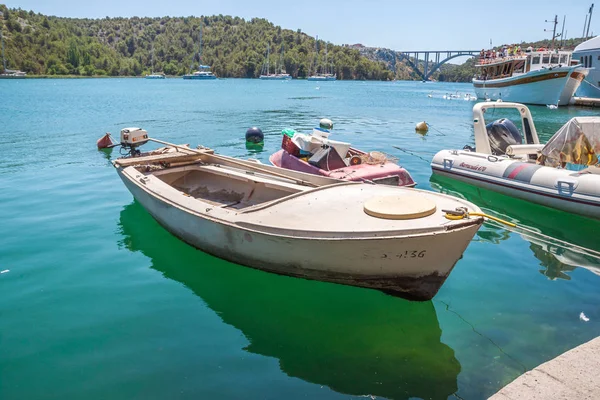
[1,29,6,72]
[267,43,270,75]
[314,35,318,75]
[325,42,328,75]
[279,43,284,74]
[151,43,154,74]
[198,25,202,70]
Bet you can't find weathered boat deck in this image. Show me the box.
[489,336,600,399]
[572,97,600,107]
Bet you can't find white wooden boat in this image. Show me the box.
[112,131,483,300]
[431,102,600,219]
[473,48,588,105]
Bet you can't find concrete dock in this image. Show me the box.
[489,336,600,399]
[572,97,600,107]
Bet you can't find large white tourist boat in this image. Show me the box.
[431,102,600,219]
[111,128,484,300]
[573,36,600,98]
[473,48,588,105]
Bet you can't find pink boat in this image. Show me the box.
[269,127,415,186]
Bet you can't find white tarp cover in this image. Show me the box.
[539,117,600,167]
[291,133,352,159]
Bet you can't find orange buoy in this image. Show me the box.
[350,155,362,165]
[97,133,116,149]
[415,121,429,133]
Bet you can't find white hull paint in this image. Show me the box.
[116,165,481,300]
[307,75,336,81]
[473,66,586,105]
[259,75,292,80]
[431,150,600,219]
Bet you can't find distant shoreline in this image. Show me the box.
[0,75,424,81]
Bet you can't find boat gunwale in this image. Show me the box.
[118,165,484,240]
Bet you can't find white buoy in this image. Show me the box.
[415,121,428,133]
[319,118,333,130]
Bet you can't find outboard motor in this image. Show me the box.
[486,118,522,155]
[120,127,149,156]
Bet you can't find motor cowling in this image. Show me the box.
[486,118,522,155]
[120,128,149,147]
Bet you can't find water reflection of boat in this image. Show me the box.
[430,174,600,279]
[118,201,461,399]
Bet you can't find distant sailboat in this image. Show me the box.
[259,43,291,80]
[183,24,217,80]
[145,42,165,79]
[0,27,26,78]
[307,37,336,81]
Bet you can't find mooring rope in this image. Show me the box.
[444,207,600,260]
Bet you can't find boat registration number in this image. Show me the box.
[394,250,426,259]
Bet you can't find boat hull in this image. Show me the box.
[431,150,600,219]
[259,75,292,80]
[473,66,587,105]
[183,75,217,80]
[117,167,480,300]
[307,76,337,81]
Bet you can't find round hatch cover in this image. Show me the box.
[364,195,437,220]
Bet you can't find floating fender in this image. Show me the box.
[97,133,115,149]
[245,127,264,144]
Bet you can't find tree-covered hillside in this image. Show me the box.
[0,5,393,79]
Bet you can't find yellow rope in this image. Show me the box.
[444,208,600,260]
[444,210,517,227]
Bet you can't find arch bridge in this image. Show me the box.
[394,50,480,80]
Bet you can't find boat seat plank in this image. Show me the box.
[195,164,308,193]
[114,148,213,167]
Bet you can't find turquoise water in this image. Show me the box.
[1,78,600,400]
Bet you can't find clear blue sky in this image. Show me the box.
[4,0,597,51]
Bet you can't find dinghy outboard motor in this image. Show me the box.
[120,127,149,156]
[486,118,522,155]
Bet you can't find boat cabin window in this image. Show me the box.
[513,60,525,74]
[582,56,586,67]
[550,54,559,64]
[559,55,567,64]
[531,56,540,65]
[589,55,593,67]
[542,55,550,64]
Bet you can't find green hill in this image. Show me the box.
[0,5,393,79]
